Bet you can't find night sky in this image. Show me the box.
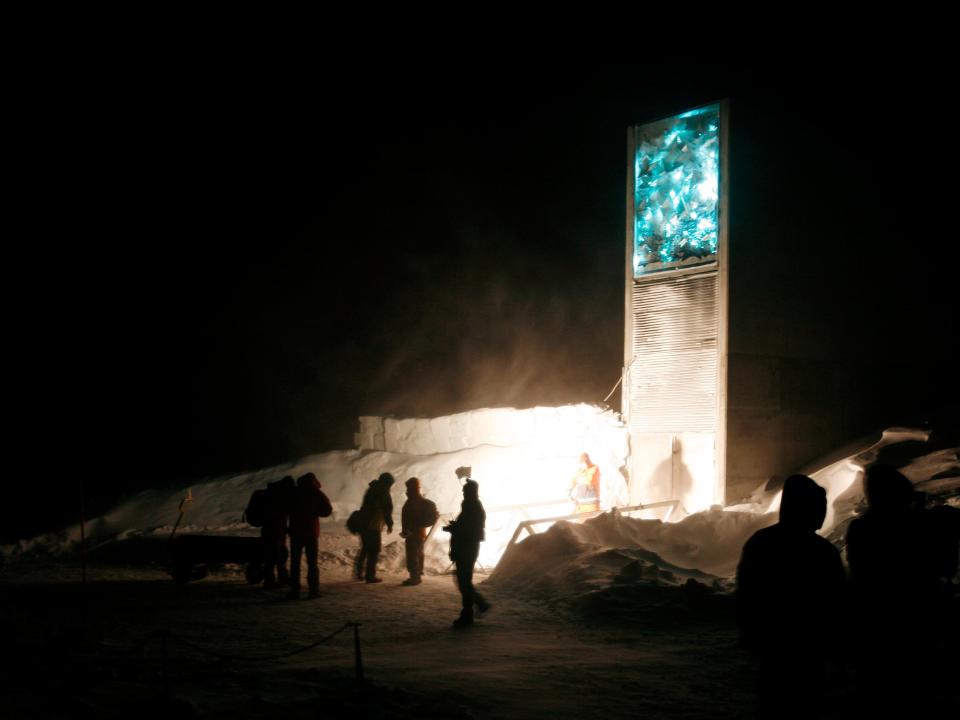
[9,61,957,543]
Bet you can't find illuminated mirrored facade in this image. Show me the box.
[633,104,720,276]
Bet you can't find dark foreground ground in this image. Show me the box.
[1,563,757,720]
[2,563,952,719]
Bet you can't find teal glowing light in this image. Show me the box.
[633,104,720,276]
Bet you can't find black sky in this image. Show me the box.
[8,60,957,543]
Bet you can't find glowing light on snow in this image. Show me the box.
[353,406,637,567]
[463,450,630,568]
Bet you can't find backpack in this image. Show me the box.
[346,510,363,535]
[244,488,269,527]
[421,499,439,528]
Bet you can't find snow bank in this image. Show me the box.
[490,508,772,592]
[2,404,630,569]
[726,428,959,539]
[489,428,958,602]
[6,410,956,602]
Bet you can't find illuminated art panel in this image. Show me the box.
[633,104,720,276]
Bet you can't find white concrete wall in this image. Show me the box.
[357,404,629,463]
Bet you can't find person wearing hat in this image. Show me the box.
[400,477,440,586]
[443,478,491,627]
[736,474,845,717]
[261,475,295,589]
[354,472,395,583]
[287,473,333,599]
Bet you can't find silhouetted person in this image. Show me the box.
[287,472,332,600]
[444,478,490,627]
[355,472,394,584]
[400,477,439,586]
[925,502,960,710]
[846,464,947,713]
[927,503,960,584]
[262,475,295,588]
[736,474,845,719]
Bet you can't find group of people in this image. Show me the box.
[347,469,490,626]
[246,467,491,627]
[736,465,959,716]
[348,472,440,587]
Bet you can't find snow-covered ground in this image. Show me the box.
[3,406,957,587]
[3,404,631,569]
[2,408,957,718]
[1,563,760,720]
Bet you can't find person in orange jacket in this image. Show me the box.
[569,452,600,513]
[287,472,333,599]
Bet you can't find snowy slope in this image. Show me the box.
[2,404,630,568]
[4,410,956,595]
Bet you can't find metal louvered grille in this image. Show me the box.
[628,271,718,433]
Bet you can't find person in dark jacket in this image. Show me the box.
[287,472,333,600]
[355,472,394,584]
[400,477,439,586]
[262,475,295,588]
[736,474,845,719]
[845,464,947,713]
[444,479,491,627]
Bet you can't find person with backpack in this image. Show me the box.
[245,475,295,588]
[354,472,394,584]
[287,472,333,600]
[264,476,296,588]
[400,477,439,586]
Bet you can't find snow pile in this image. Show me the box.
[2,404,630,569]
[727,428,959,544]
[488,428,958,604]
[5,409,956,603]
[490,508,772,592]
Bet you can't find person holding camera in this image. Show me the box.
[444,469,491,627]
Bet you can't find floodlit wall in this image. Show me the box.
[355,404,632,565]
[356,404,629,461]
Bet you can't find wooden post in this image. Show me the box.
[79,477,87,598]
[351,623,364,684]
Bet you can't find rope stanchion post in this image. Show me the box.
[350,623,364,684]
[160,630,171,701]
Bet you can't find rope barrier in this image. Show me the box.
[139,622,359,664]
[128,619,366,692]
[113,622,357,701]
